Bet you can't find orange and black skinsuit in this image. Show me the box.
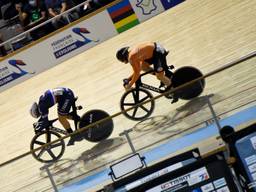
[126,42,172,88]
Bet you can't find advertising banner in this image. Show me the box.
[41,10,117,63]
[0,0,186,92]
[0,11,117,91]
[129,0,165,22]
[160,0,185,10]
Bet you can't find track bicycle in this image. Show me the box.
[30,97,114,163]
[120,66,205,121]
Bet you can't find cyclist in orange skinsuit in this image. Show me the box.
[116,42,172,91]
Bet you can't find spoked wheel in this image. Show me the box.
[120,88,155,121]
[78,109,114,142]
[30,130,65,163]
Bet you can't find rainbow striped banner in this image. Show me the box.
[107,0,140,33]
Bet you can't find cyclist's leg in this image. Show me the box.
[154,43,173,78]
[57,91,74,131]
[141,62,154,74]
[59,90,84,145]
[153,43,178,102]
[153,53,171,87]
[58,114,72,130]
[155,71,171,87]
[57,91,77,145]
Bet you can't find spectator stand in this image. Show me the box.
[0,0,116,56]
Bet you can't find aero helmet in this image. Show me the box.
[30,102,40,118]
[116,47,129,63]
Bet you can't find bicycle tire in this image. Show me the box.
[78,109,114,142]
[30,130,65,163]
[120,88,155,121]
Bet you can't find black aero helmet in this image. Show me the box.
[116,47,129,63]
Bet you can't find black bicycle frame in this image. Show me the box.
[44,98,82,134]
[134,70,163,93]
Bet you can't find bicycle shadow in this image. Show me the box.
[133,94,216,135]
[158,94,216,134]
[77,137,126,163]
[39,137,125,181]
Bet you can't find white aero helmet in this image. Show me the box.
[30,102,40,118]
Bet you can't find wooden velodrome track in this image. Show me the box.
[0,0,256,191]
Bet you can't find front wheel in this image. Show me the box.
[30,130,65,163]
[120,88,155,121]
[78,109,114,142]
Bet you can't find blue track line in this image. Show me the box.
[60,105,256,192]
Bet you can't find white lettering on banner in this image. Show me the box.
[0,76,13,86]
[55,44,78,58]
[53,39,75,51]
[201,182,214,192]
[250,136,256,150]
[51,29,98,59]
[166,174,190,188]
[51,35,75,52]
[245,155,256,166]
[249,163,256,173]
[252,172,256,180]
[0,66,11,78]
[216,186,230,192]
[51,35,73,48]
[125,162,183,190]
[146,167,209,192]
[213,178,227,189]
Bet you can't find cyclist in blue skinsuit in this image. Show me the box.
[30,87,80,146]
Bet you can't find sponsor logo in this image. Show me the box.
[245,155,256,166]
[250,136,256,150]
[213,178,227,189]
[160,0,185,10]
[249,163,256,173]
[201,183,214,192]
[51,27,99,59]
[216,186,230,192]
[136,0,157,15]
[0,60,34,87]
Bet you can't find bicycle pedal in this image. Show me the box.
[169,65,174,70]
[171,97,179,104]
[67,140,75,146]
[159,82,165,89]
[164,94,173,99]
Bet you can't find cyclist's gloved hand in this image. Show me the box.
[123,78,129,87]
[34,120,49,132]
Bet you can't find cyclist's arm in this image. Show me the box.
[128,60,141,87]
[38,103,49,123]
[141,61,155,75]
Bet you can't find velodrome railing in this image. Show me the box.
[0,51,255,192]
